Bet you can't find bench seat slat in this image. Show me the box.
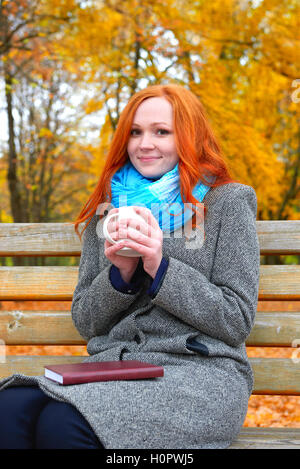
[1,265,300,300]
[1,310,300,347]
[230,427,300,449]
[1,357,300,396]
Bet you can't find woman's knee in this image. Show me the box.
[0,386,50,449]
[35,399,102,449]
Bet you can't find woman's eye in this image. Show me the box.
[130,129,140,136]
[157,129,169,135]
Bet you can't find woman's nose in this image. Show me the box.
[139,133,155,149]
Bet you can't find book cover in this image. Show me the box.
[44,360,164,385]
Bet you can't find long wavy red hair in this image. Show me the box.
[73,84,236,240]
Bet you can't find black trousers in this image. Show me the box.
[0,386,103,449]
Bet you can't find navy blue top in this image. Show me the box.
[109,257,169,299]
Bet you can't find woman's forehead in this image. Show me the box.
[133,97,173,125]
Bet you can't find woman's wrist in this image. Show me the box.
[119,267,137,284]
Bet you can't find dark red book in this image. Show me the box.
[44,360,164,385]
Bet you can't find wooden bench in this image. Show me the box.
[0,220,300,449]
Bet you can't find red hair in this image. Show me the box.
[73,84,236,239]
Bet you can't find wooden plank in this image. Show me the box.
[259,265,300,300]
[0,310,85,345]
[0,357,300,396]
[246,311,300,347]
[0,266,78,300]
[0,220,300,256]
[0,356,84,378]
[1,265,300,300]
[251,358,300,395]
[0,223,82,256]
[230,427,300,449]
[1,310,300,347]
[256,220,300,255]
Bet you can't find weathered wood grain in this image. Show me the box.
[1,310,299,347]
[0,356,84,378]
[0,266,78,300]
[250,358,300,395]
[247,311,300,346]
[1,265,300,300]
[0,310,85,345]
[0,223,82,256]
[1,221,300,256]
[259,265,300,300]
[256,220,300,255]
[230,427,300,449]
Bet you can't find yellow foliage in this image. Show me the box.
[38,128,53,138]
[0,210,13,223]
[84,99,104,115]
[1,0,299,222]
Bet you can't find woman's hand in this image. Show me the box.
[104,208,140,282]
[117,206,163,279]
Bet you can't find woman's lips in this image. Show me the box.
[138,157,162,161]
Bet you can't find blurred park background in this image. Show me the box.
[0,0,300,427]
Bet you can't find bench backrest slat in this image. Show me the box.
[1,221,300,256]
[1,310,299,348]
[1,265,300,300]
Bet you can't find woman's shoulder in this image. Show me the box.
[214,181,256,197]
[204,182,257,219]
[205,182,257,205]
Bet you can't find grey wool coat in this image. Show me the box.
[0,182,260,449]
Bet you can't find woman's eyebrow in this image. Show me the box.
[131,121,170,126]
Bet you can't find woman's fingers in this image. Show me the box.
[104,239,125,252]
[105,206,161,241]
[133,206,160,232]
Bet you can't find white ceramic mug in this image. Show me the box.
[103,206,145,257]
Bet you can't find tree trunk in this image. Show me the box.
[5,69,23,223]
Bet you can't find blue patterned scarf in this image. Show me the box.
[110,161,211,232]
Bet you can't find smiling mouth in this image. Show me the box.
[138,156,162,160]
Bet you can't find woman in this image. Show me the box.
[0,84,260,449]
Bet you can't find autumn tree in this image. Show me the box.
[56,0,299,221]
[165,0,300,219]
[0,0,81,222]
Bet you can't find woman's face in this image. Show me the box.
[127,97,179,179]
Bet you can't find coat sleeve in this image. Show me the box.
[71,215,143,341]
[150,186,260,347]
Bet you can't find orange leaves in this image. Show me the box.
[245,394,300,428]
